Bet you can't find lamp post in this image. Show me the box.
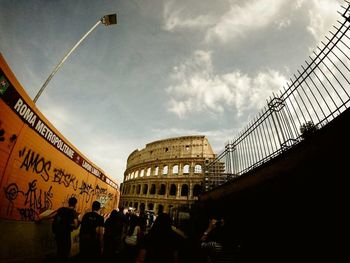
[33,14,117,103]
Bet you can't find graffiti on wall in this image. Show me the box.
[53,168,78,190]
[0,55,119,222]
[3,179,53,221]
[19,147,51,182]
[1,146,118,221]
[0,121,17,148]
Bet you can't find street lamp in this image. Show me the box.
[33,14,117,103]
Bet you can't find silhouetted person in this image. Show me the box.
[138,207,148,235]
[123,214,142,263]
[52,197,79,262]
[136,213,183,263]
[148,212,155,228]
[79,201,104,260]
[103,209,127,258]
[200,217,233,263]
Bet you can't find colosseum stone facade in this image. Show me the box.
[120,135,216,215]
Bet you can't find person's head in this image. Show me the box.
[109,209,118,219]
[68,197,78,208]
[150,213,172,235]
[214,218,224,228]
[92,201,101,211]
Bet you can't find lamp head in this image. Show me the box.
[102,14,117,26]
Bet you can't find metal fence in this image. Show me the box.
[205,1,350,191]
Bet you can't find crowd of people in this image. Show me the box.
[48,197,236,263]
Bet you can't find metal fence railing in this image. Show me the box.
[205,1,350,191]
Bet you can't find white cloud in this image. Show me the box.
[167,50,287,118]
[307,0,341,40]
[276,19,291,29]
[205,0,287,42]
[162,0,342,45]
[162,0,291,40]
[293,0,307,10]
[163,1,215,31]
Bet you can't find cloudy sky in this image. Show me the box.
[0,0,343,184]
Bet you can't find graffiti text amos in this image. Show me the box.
[19,147,51,182]
[53,168,78,190]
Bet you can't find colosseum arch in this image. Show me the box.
[158,184,166,195]
[143,184,148,195]
[150,184,156,195]
[172,165,179,175]
[169,184,177,196]
[181,184,189,196]
[163,165,168,175]
[194,164,202,174]
[183,164,190,174]
[136,185,141,195]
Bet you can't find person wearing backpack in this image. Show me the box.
[52,197,79,262]
[79,201,105,260]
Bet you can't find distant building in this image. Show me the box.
[120,135,216,215]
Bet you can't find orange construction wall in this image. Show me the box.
[0,53,120,261]
[0,53,120,221]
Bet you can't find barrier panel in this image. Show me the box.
[0,53,120,261]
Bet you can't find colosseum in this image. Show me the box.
[120,135,216,216]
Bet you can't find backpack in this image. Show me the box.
[52,207,74,234]
[80,212,101,239]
